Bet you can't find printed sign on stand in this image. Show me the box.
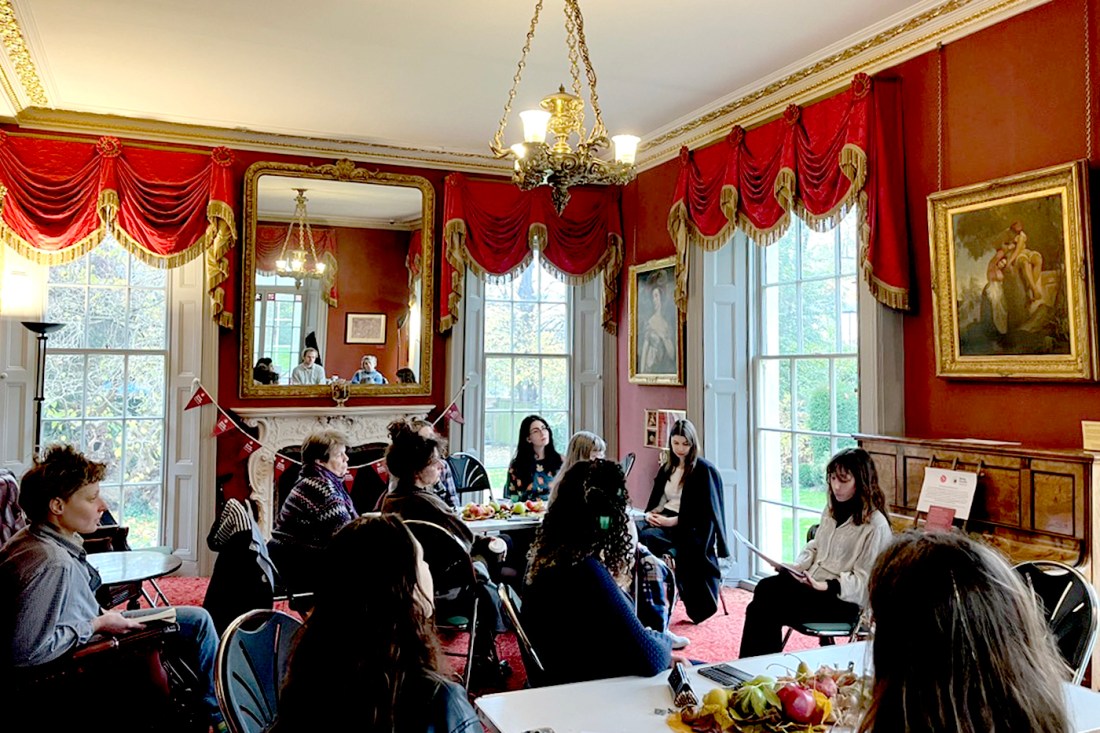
[916,467,979,521]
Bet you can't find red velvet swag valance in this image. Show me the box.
[255,223,339,306]
[441,173,624,334]
[668,74,909,312]
[0,133,237,327]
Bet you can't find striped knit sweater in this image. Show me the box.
[272,467,356,552]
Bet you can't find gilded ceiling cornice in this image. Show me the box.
[0,0,1050,175]
[635,0,1050,170]
[0,0,46,107]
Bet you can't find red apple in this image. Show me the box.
[777,683,817,724]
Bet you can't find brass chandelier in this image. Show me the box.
[274,188,328,289]
[491,0,639,214]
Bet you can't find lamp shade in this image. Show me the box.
[520,109,551,143]
[612,135,640,165]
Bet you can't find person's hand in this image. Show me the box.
[796,574,829,592]
[646,512,670,527]
[92,611,144,635]
[670,654,693,669]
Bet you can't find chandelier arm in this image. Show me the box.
[569,0,607,141]
[492,0,546,155]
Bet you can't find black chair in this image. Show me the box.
[447,452,493,502]
[499,583,545,688]
[215,609,302,733]
[620,452,636,479]
[403,519,480,690]
[1015,560,1099,684]
[779,523,865,649]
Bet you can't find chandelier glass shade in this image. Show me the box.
[491,0,638,213]
[274,188,328,288]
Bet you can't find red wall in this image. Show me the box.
[618,157,687,506]
[896,0,1100,448]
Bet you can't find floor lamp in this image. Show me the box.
[21,321,64,460]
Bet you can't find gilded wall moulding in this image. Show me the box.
[0,0,46,108]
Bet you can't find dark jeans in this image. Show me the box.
[738,571,859,658]
[636,519,675,557]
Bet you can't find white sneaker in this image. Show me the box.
[666,630,690,649]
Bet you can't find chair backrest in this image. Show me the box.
[215,609,302,733]
[620,452,636,479]
[499,583,545,687]
[402,520,477,617]
[447,452,493,500]
[1014,560,1099,684]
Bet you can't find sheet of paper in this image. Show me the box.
[916,467,978,520]
[730,529,806,579]
[1082,421,1100,451]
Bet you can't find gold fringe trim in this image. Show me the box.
[440,218,468,332]
[601,234,623,335]
[667,187,742,313]
[856,191,910,311]
[320,251,339,308]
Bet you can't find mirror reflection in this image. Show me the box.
[241,161,434,398]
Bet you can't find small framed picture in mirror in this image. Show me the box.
[346,313,386,344]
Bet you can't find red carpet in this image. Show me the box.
[150,577,830,692]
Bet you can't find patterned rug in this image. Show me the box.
[151,576,830,692]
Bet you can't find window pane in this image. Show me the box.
[126,355,165,418]
[758,502,795,565]
[795,359,830,433]
[44,354,85,419]
[87,287,128,349]
[129,289,167,350]
[541,412,569,447]
[513,358,540,410]
[801,227,836,279]
[48,257,87,284]
[540,303,568,354]
[840,277,858,353]
[484,303,513,352]
[484,357,514,411]
[130,264,167,289]
[774,226,798,283]
[513,268,538,302]
[777,284,798,355]
[485,279,511,301]
[801,279,837,354]
[757,430,791,503]
[121,484,162,548]
[85,355,126,418]
[88,244,128,286]
[836,358,858,436]
[541,358,568,411]
[45,288,87,349]
[840,219,858,275]
[796,433,830,511]
[84,420,122,483]
[513,303,538,354]
[42,419,82,449]
[124,420,163,483]
[757,359,791,430]
[483,412,517,472]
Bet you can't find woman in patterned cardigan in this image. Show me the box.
[268,430,355,591]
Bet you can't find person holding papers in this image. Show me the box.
[739,447,892,657]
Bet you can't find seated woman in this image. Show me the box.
[505,414,562,503]
[253,357,281,384]
[860,531,1069,733]
[351,354,388,384]
[289,347,326,385]
[638,418,728,623]
[0,445,221,727]
[268,430,355,591]
[547,430,605,504]
[739,447,892,657]
[523,459,674,685]
[273,515,481,733]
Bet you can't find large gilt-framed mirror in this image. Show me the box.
[240,159,434,398]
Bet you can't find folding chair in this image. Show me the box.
[499,583,545,688]
[215,609,302,733]
[447,452,493,502]
[1015,560,1099,684]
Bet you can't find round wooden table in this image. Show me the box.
[88,550,182,608]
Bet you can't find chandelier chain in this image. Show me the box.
[568,0,606,141]
[563,2,586,140]
[492,0,545,154]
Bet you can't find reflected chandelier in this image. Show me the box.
[274,188,328,288]
[490,0,639,214]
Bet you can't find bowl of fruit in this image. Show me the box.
[460,499,546,521]
[670,661,872,732]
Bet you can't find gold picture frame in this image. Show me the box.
[629,256,684,385]
[928,160,1097,380]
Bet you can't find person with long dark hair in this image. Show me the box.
[523,459,675,685]
[638,418,728,623]
[859,531,1069,733]
[505,415,562,502]
[273,515,481,733]
[738,447,892,657]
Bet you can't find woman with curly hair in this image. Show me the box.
[505,415,563,502]
[523,459,674,685]
[273,515,481,733]
[860,531,1069,733]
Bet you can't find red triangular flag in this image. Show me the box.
[370,459,390,483]
[240,438,262,459]
[273,455,291,482]
[185,386,211,410]
[212,414,234,437]
[443,403,465,424]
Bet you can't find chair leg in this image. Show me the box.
[461,596,479,691]
[719,586,729,616]
[780,627,793,650]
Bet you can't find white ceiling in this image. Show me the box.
[1,0,1043,169]
[257,175,423,226]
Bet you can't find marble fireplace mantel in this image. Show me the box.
[234,404,434,535]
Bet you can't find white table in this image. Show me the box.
[475,642,1100,733]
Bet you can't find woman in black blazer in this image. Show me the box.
[639,418,728,623]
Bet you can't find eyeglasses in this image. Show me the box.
[529,425,549,436]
